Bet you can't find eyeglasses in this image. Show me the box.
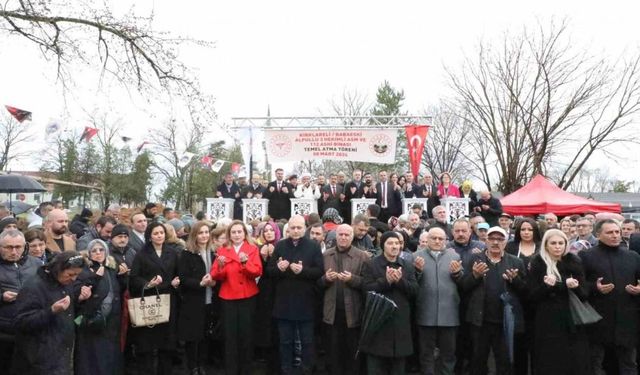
[90,247,105,253]
[2,245,23,251]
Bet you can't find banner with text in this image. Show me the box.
[265,129,397,163]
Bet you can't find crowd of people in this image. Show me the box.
[1,169,640,375]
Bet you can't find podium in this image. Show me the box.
[351,198,376,222]
[242,199,269,224]
[402,198,429,215]
[441,198,470,224]
[290,198,318,217]
[205,198,234,221]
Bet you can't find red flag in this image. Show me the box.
[405,125,430,178]
[231,163,241,175]
[5,105,32,122]
[80,126,99,142]
[200,154,213,167]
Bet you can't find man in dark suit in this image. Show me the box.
[362,172,377,199]
[319,173,346,216]
[264,168,294,220]
[343,169,365,224]
[128,212,147,252]
[402,171,420,198]
[216,172,242,220]
[375,170,402,224]
[417,174,440,218]
[241,173,267,199]
[267,215,324,375]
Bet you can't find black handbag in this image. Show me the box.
[568,290,602,325]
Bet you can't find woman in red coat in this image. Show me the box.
[210,220,262,375]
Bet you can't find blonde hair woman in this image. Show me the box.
[528,229,589,374]
[178,221,217,374]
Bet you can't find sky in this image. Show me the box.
[1,0,639,186]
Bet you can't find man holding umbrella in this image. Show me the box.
[361,231,419,374]
[460,226,526,375]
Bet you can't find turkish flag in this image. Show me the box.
[5,105,32,122]
[231,163,241,175]
[80,126,99,142]
[405,125,430,178]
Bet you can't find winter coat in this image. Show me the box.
[75,260,123,375]
[460,251,527,331]
[110,244,137,271]
[45,232,76,253]
[69,216,91,239]
[414,249,463,327]
[448,239,487,270]
[267,237,324,320]
[11,268,83,375]
[129,244,179,352]
[254,247,277,347]
[579,243,640,347]
[476,196,503,227]
[361,254,418,358]
[319,246,369,328]
[216,182,243,220]
[210,241,262,300]
[76,228,102,252]
[177,249,213,342]
[0,254,41,335]
[528,253,590,374]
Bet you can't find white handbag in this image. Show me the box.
[127,287,171,328]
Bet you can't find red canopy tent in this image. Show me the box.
[500,174,621,215]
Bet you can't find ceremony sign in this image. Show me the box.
[242,199,269,224]
[442,198,470,224]
[290,198,318,217]
[205,198,234,221]
[351,198,376,222]
[265,129,397,163]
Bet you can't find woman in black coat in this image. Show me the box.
[75,239,123,375]
[528,229,589,374]
[361,231,419,374]
[253,221,281,374]
[12,251,92,375]
[177,221,216,375]
[505,217,541,375]
[129,222,181,375]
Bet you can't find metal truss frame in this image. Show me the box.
[230,115,433,130]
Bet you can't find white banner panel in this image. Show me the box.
[265,129,397,163]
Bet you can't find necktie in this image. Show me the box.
[332,185,336,196]
[278,182,281,192]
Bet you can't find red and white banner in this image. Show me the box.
[265,129,397,163]
[405,125,430,178]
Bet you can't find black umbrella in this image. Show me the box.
[500,291,516,364]
[0,174,46,213]
[1,201,34,215]
[357,291,398,358]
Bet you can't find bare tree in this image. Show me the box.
[421,102,474,183]
[149,118,207,210]
[0,112,34,171]
[447,20,640,193]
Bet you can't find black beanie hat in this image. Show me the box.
[0,217,18,232]
[379,231,400,249]
[111,224,130,239]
